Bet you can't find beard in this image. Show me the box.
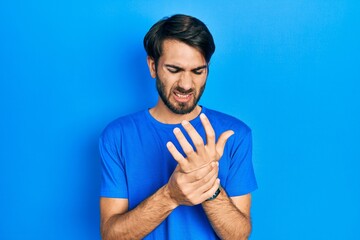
[155,73,206,115]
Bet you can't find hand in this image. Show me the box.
[166,113,234,173]
[165,113,234,206]
[167,162,220,206]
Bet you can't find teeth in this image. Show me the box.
[175,93,190,98]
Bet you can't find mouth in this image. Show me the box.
[173,91,193,102]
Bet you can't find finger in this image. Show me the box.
[215,130,235,159]
[173,127,196,159]
[200,113,216,150]
[181,163,218,205]
[196,170,218,195]
[181,120,206,155]
[188,161,218,183]
[166,141,187,166]
[194,162,219,189]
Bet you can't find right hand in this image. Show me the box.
[166,162,220,206]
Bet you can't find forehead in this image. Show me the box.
[160,39,206,67]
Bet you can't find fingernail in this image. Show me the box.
[173,127,181,133]
[200,113,206,119]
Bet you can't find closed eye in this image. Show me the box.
[192,70,204,75]
[165,64,207,75]
[192,65,207,75]
[167,67,181,73]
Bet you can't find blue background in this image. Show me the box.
[1,1,359,239]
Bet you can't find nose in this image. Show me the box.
[178,72,193,91]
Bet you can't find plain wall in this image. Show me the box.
[1,1,359,239]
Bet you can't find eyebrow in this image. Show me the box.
[165,64,207,71]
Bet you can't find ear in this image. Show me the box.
[146,56,156,78]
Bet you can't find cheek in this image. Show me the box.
[195,77,207,88]
[160,74,178,88]
[157,74,176,92]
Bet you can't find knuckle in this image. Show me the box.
[194,139,204,148]
[202,177,207,184]
[202,175,210,184]
[184,147,194,156]
[207,132,215,140]
[194,172,203,181]
[180,164,189,173]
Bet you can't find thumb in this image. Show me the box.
[215,130,234,159]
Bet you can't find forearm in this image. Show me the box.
[101,185,177,240]
[202,189,251,240]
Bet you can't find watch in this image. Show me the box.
[206,187,221,201]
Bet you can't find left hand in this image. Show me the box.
[166,113,234,173]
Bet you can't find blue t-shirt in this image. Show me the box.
[99,107,257,239]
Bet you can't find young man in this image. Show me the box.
[99,14,257,239]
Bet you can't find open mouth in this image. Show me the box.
[173,91,193,102]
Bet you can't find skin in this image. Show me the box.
[149,39,208,123]
[100,39,252,239]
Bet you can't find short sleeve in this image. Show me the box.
[225,129,258,196]
[99,128,128,198]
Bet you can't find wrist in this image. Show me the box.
[162,184,179,209]
[202,186,226,207]
[206,187,221,201]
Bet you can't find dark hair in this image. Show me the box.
[143,14,215,65]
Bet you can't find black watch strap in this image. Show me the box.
[206,187,221,201]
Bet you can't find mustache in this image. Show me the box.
[174,87,194,94]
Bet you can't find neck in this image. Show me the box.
[149,99,202,124]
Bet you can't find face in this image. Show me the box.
[148,40,208,115]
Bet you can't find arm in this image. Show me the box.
[100,185,176,240]
[167,113,253,239]
[101,164,220,240]
[202,191,252,240]
[100,113,236,239]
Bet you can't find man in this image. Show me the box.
[99,14,257,239]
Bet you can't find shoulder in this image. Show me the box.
[100,110,147,141]
[203,107,251,137]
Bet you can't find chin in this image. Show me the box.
[169,102,197,115]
